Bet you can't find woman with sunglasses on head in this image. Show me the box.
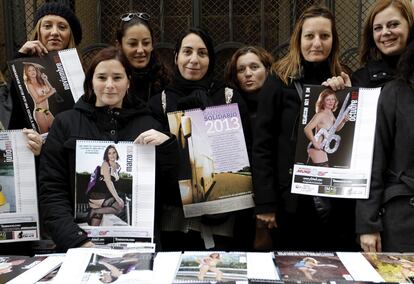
[115,12,171,103]
[252,5,358,251]
[149,27,251,251]
[352,0,414,88]
[38,47,177,252]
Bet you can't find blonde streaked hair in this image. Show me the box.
[315,88,338,113]
[272,5,342,85]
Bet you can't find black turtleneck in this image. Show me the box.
[301,60,332,85]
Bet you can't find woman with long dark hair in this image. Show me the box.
[115,12,170,102]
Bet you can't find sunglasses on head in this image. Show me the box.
[120,12,150,22]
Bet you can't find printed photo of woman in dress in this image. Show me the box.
[86,145,125,226]
[23,62,56,134]
[304,88,349,167]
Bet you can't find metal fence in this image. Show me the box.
[1,0,376,79]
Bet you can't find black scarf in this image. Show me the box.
[166,66,214,97]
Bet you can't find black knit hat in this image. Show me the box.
[34,2,82,45]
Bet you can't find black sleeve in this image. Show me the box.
[229,89,253,159]
[355,82,396,234]
[39,116,89,251]
[148,93,170,132]
[351,67,368,88]
[252,75,281,214]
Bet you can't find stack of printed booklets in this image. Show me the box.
[2,250,414,283]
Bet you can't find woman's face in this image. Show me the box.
[176,33,210,81]
[39,15,71,51]
[301,16,333,62]
[372,5,410,56]
[93,59,130,109]
[236,52,267,94]
[121,24,153,69]
[108,148,118,161]
[323,94,337,110]
[27,66,37,79]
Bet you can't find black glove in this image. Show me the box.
[176,89,210,111]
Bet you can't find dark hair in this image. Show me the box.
[397,24,414,88]
[115,14,154,44]
[359,0,414,65]
[272,5,342,84]
[83,46,131,105]
[103,145,119,162]
[174,27,216,78]
[225,45,274,90]
[115,13,171,91]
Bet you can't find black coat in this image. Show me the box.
[252,61,358,251]
[351,58,397,88]
[355,79,414,251]
[39,97,178,251]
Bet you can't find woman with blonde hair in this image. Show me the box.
[252,5,357,251]
[352,0,414,87]
[304,88,348,166]
[23,63,56,134]
[9,2,82,132]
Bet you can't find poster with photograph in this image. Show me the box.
[0,255,48,284]
[55,248,154,284]
[0,130,39,243]
[7,48,84,134]
[292,85,381,198]
[7,255,64,284]
[174,252,248,283]
[167,103,254,217]
[75,140,155,245]
[362,253,414,283]
[273,252,354,282]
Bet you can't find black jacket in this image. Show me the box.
[252,61,335,214]
[39,97,178,251]
[351,58,398,88]
[356,79,414,235]
[252,74,302,214]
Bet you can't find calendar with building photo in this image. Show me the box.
[292,85,381,199]
[75,140,156,244]
[167,103,254,218]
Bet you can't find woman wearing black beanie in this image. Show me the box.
[2,2,83,256]
[9,2,82,130]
